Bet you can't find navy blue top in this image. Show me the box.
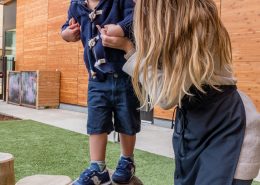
[62,0,135,81]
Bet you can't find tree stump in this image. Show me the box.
[71,170,143,185]
[15,175,72,185]
[112,177,143,185]
[0,153,15,185]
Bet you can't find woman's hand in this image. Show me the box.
[100,34,134,53]
[99,24,124,37]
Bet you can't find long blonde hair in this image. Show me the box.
[133,0,232,109]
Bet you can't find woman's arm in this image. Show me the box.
[102,35,175,109]
[123,53,176,110]
[101,34,134,52]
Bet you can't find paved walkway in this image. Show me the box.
[0,101,174,158]
[1,101,259,182]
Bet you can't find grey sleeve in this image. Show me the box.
[122,53,178,109]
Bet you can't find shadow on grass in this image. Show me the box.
[0,113,20,121]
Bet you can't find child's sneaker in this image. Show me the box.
[112,156,135,184]
[73,163,112,185]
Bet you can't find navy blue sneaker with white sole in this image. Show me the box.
[112,156,135,184]
[73,163,112,185]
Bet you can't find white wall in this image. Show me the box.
[0,5,3,53]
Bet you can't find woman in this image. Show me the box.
[101,0,260,185]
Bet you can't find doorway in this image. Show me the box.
[0,29,16,100]
[4,29,16,67]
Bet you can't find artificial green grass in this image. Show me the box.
[0,120,174,185]
[0,120,259,185]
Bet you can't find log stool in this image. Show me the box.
[109,170,143,185]
[112,176,143,185]
[71,170,143,185]
[0,153,15,185]
[16,175,72,185]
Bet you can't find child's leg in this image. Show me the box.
[119,133,136,157]
[72,79,114,185]
[73,134,111,185]
[89,133,107,161]
[111,75,141,183]
[112,133,136,184]
[87,79,115,164]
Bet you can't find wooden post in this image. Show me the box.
[0,153,15,185]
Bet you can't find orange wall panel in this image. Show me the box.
[222,0,260,111]
[154,106,176,121]
[16,0,87,106]
[221,0,260,33]
[16,0,260,119]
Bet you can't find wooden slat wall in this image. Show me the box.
[155,0,260,119]
[222,0,260,110]
[16,0,88,106]
[16,0,260,119]
[154,106,175,120]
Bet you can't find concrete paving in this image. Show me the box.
[0,100,259,182]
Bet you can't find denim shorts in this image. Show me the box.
[87,73,141,135]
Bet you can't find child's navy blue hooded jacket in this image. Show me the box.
[62,0,135,81]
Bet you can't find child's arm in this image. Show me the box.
[97,24,124,37]
[117,0,135,38]
[61,8,80,42]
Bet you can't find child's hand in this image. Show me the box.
[98,24,124,37]
[61,18,81,42]
[69,18,79,29]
